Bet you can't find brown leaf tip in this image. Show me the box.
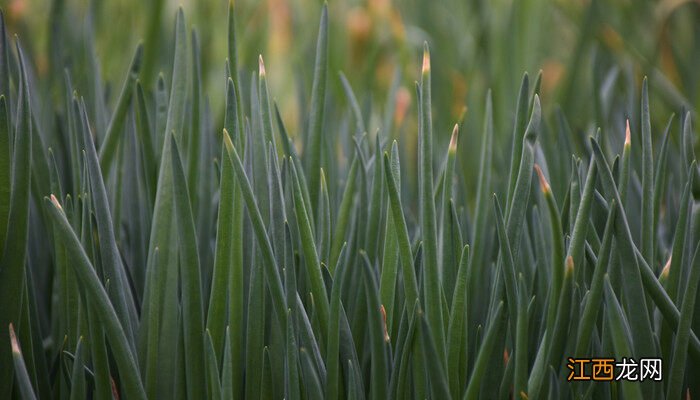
[50,194,63,211]
[9,323,20,354]
[625,119,631,146]
[565,256,574,275]
[534,164,551,195]
[380,305,390,342]
[449,124,459,153]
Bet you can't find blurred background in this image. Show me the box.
[2,0,700,191]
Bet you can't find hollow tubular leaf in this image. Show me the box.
[9,324,37,400]
[291,161,330,337]
[418,43,446,364]
[383,148,419,312]
[464,302,504,400]
[44,197,146,400]
[304,4,329,210]
[223,131,287,324]
[99,44,143,175]
[667,242,700,399]
[0,44,32,395]
[170,136,206,399]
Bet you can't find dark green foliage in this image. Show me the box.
[1,2,699,399]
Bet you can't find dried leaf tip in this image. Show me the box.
[380,305,390,342]
[660,256,672,279]
[624,119,631,146]
[222,129,234,152]
[421,43,430,74]
[258,55,266,77]
[565,256,574,275]
[9,323,20,354]
[534,164,551,195]
[50,194,63,211]
[449,124,459,153]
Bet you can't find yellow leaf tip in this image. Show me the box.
[534,164,551,195]
[421,46,430,74]
[661,256,671,279]
[222,129,234,152]
[258,55,266,77]
[449,124,459,153]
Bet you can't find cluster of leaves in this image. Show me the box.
[1,1,700,399]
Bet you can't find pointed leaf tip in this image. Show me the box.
[49,194,63,211]
[258,55,266,77]
[422,44,431,74]
[533,93,541,109]
[380,305,390,342]
[661,256,671,279]
[8,323,19,354]
[534,164,550,194]
[132,44,144,69]
[565,256,574,275]
[625,119,631,146]
[222,129,233,152]
[449,124,459,153]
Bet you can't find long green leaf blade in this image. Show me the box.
[0,43,32,396]
[640,77,654,266]
[447,245,469,399]
[0,96,9,258]
[418,44,445,364]
[79,99,137,349]
[304,3,329,210]
[383,147,419,313]
[667,242,700,399]
[44,196,146,400]
[98,44,143,175]
[604,276,643,399]
[223,131,287,324]
[291,161,330,339]
[170,135,206,399]
[464,302,504,400]
[143,10,188,398]
[9,324,37,400]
